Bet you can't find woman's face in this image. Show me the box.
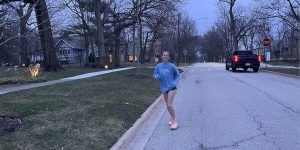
[161,52,169,62]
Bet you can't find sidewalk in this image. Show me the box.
[0,67,135,95]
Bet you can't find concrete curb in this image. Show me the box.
[261,69,300,79]
[110,95,163,150]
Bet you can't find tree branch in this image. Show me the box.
[286,0,300,21]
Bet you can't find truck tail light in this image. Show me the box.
[258,55,263,62]
[233,55,239,62]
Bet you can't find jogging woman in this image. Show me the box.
[153,51,180,130]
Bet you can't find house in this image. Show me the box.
[271,27,300,60]
[29,35,87,65]
[55,35,86,64]
[5,31,129,66]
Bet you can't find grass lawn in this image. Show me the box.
[0,68,160,149]
[262,68,300,77]
[267,61,300,67]
[0,67,103,85]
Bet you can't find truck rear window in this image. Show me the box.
[233,51,253,55]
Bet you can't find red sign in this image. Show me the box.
[263,38,271,47]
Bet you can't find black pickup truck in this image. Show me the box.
[225,50,262,72]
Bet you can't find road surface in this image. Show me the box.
[129,63,300,150]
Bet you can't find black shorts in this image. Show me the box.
[164,87,177,94]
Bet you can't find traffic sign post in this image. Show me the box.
[259,49,264,55]
[262,38,271,69]
[263,38,271,48]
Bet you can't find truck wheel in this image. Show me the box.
[253,67,259,72]
[232,67,236,72]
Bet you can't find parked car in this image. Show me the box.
[225,50,262,72]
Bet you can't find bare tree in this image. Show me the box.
[258,0,299,27]
[255,0,299,60]
[34,0,58,71]
[95,0,114,67]
[4,2,34,66]
[219,0,238,50]
[63,0,185,66]
[0,0,59,71]
[145,10,171,63]
[218,0,258,51]
[199,27,225,62]
[63,0,95,65]
[109,0,137,67]
[140,0,179,63]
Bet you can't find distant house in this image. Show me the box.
[271,27,300,60]
[55,36,86,64]
[30,35,87,65]
[22,34,133,65]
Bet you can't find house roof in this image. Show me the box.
[55,35,85,50]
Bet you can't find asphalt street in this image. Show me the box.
[130,63,300,150]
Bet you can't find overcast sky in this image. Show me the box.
[182,0,219,35]
[183,0,252,35]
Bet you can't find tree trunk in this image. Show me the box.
[137,19,142,66]
[83,31,89,65]
[35,0,58,71]
[229,0,238,51]
[149,38,156,63]
[140,32,149,64]
[132,25,136,62]
[20,15,29,66]
[114,31,121,67]
[18,4,33,67]
[95,0,106,67]
[250,33,254,51]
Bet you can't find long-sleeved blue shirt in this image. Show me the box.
[153,62,180,93]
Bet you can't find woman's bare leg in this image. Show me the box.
[163,90,177,122]
[167,90,176,121]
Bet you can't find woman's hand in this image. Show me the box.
[154,74,160,80]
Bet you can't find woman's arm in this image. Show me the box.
[173,65,180,86]
[153,65,160,79]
